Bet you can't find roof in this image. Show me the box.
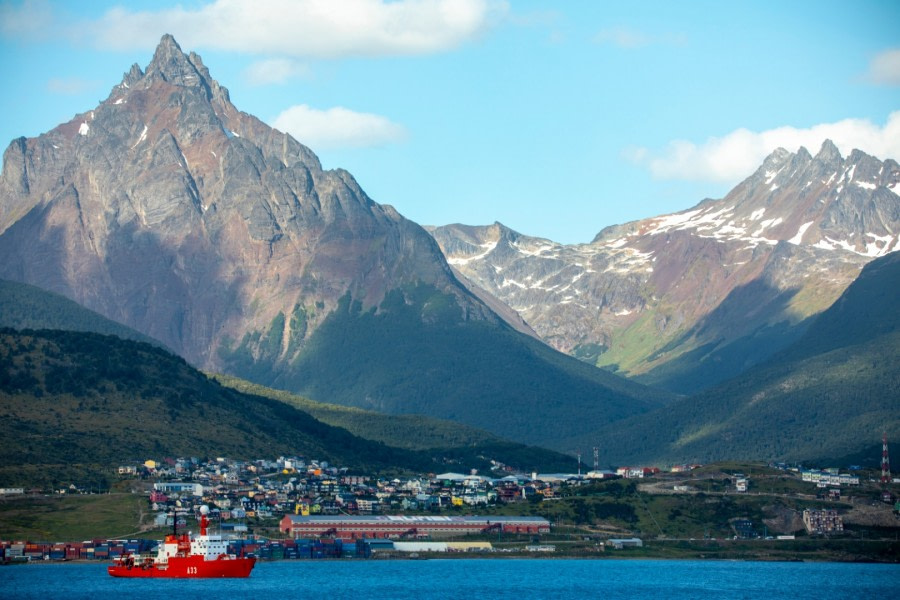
[283,514,549,525]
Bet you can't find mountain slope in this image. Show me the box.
[213,375,578,471]
[0,35,668,450]
[0,279,161,347]
[0,34,464,369]
[0,329,432,487]
[429,142,899,394]
[0,272,579,465]
[0,329,579,488]
[272,286,672,448]
[584,251,900,464]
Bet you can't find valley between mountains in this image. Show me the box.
[0,35,897,479]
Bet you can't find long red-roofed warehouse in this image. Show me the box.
[280,515,550,539]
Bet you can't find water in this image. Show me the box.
[1,559,897,599]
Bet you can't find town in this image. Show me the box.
[1,451,898,563]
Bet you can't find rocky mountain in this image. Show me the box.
[0,35,670,451]
[0,34,466,368]
[584,250,900,465]
[429,143,900,393]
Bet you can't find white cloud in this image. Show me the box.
[0,0,54,38]
[593,27,686,49]
[81,0,507,58]
[867,48,900,85]
[272,104,408,150]
[631,112,900,183]
[244,58,311,86]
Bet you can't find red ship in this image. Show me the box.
[108,505,256,578]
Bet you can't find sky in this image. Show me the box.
[0,0,898,244]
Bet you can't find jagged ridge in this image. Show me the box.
[430,142,900,393]
[0,35,670,453]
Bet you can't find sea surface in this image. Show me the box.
[1,559,897,599]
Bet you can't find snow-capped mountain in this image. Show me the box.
[429,141,900,393]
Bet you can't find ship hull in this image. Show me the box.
[108,554,256,578]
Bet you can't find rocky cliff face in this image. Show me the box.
[0,35,670,452]
[429,142,900,393]
[0,35,485,370]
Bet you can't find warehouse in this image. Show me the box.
[280,515,550,539]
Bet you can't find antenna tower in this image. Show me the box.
[881,432,891,484]
[593,446,600,471]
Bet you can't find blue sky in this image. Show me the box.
[1,0,898,243]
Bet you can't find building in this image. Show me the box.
[152,482,203,496]
[279,515,550,539]
[732,519,756,539]
[607,538,643,549]
[616,467,660,479]
[585,470,618,480]
[800,470,859,487]
[802,509,843,534]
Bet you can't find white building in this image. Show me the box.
[153,482,204,496]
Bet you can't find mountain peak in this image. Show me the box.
[157,32,181,53]
[152,33,186,67]
[112,34,231,106]
[814,139,842,164]
[143,33,208,88]
[760,147,791,170]
[121,63,144,88]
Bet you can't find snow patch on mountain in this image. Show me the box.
[131,125,148,149]
[513,240,559,257]
[788,222,814,245]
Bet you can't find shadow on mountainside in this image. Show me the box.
[635,279,815,395]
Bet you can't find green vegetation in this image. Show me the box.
[214,374,501,449]
[572,342,607,363]
[0,491,147,540]
[589,332,900,464]
[0,328,578,489]
[215,374,579,471]
[0,328,443,487]
[286,303,311,355]
[220,285,673,451]
[0,279,161,348]
[442,469,897,548]
[587,252,900,464]
[604,252,882,397]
